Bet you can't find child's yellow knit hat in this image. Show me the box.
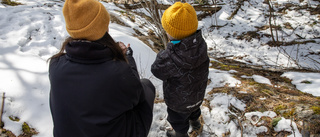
[63,0,110,41]
[161,2,198,40]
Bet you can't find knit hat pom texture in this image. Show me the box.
[161,2,198,40]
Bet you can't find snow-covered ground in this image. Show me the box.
[0,0,319,136]
[199,0,320,70]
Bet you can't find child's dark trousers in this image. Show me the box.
[167,107,201,134]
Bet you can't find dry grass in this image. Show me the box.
[206,58,320,135]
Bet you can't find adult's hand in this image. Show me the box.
[118,42,130,55]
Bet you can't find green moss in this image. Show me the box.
[220,88,230,93]
[282,108,296,118]
[313,21,317,25]
[246,105,254,112]
[311,106,320,114]
[210,60,216,63]
[271,117,282,127]
[280,77,292,83]
[209,61,240,70]
[22,122,31,134]
[262,89,274,95]
[282,86,289,89]
[247,80,266,88]
[1,0,22,6]
[309,21,318,27]
[9,116,20,122]
[301,80,312,84]
[274,105,287,115]
[21,122,38,135]
[229,65,240,69]
[220,64,239,71]
[248,80,259,85]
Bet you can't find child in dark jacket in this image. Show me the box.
[151,2,209,137]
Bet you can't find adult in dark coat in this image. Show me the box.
[48,0,155,136]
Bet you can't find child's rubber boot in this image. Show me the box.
[166,129,189,137]
[189,119,201,131]
[189,119,203,137]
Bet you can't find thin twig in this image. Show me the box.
[290,116,296,137]
[267,0,277,47]
[0,92,5,130]
[139,0,168,48]
[214,0,218,27]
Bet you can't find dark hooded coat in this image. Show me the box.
[151,30,209,113]
[49,40,147,137]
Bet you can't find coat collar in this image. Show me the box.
[65,40,114,64]
[167,30,208,69]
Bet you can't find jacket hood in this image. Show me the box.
[168,30,208,69]
[65,40,113,64]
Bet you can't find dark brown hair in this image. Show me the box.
[94,32,127,62]
[48,32,127,63]
[47,37,72,62]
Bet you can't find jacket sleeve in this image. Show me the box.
[151,50,179,80]
[118,61,145,107]
[125,47,145,104]
[126,47,140,79]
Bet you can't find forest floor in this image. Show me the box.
[116,1,320,136]
[1,0,319,136]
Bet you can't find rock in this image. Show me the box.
[295,104,314,119]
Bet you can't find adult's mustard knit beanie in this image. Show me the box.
[161,2,198,40]
[63,0,110,41]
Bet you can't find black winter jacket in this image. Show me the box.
[151,30,209,113]
[49,40,144,137]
